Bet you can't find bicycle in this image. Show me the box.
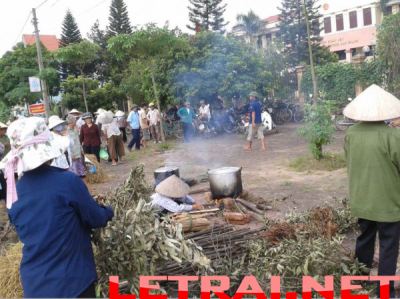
[162,118,183,139]
[288,103,304,123]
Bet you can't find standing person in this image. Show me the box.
[48,116,70,170]
[102,116,125,166]
[198,100,211,121]
[0,117,113,298]
[80,113,101,162]
[344,85,400,298]
[115,110,128,143]
[127,105,141,151]
[139,105,150,148]
[244,92,266,151]
[66,115,86,177]
[147,103,161,143]
[69,109,84,133]
[177,101,195,143]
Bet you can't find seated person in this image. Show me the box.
[151,175,203,213]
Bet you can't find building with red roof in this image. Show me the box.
[22,34,59,52]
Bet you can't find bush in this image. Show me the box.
[299,101,335,160]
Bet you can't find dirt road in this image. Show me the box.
[93,124,348,219]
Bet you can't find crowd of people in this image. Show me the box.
[2,84,400,297]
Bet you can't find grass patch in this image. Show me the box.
[289,152,346,172]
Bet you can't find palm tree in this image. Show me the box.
[236,10,263,45]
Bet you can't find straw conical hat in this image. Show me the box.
[155,175,190,198]
[0,122,7,129]
[343,85,400,121]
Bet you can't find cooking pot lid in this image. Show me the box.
[208,167,241,175]
[154,166,179,173]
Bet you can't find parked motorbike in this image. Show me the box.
[195,115,217,138]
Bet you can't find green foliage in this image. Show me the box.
[61,76,125,112]
[236,10,263,36]
[107,0,132,37]
[377,13,400,97]
[289,152,346,172]
[174,31,270,103]
[60,10,82,47]
[187,0,228,33]
[61,76,98,111]
[302,61,383,106]
[0,101,10,122]
[0,44,59,106]
[108,26,192,105]
[299,101,335,160]
[56,40,100,73]
[278,0,325,67]
[263,42,294,99]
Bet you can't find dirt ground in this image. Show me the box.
[92,123,348,220]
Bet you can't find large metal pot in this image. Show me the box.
[208,167,242,199]
[154,166,180,186]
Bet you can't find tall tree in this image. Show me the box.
[57,41,100,112]
[187,0,228,33]
[209,0,228,33]
[60,10,82,47]
[236,10,263,44]
[278,0,322,67]
[88,20,107,49]
[107,0,132,37]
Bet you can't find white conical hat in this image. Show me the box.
[155,175,190,198]
[343,85,400,121]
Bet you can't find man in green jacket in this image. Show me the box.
[344,85,400,297]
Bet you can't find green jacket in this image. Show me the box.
[345,122,400,222]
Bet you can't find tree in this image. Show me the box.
[278,0,323,67]
[236,10,263,44]
[209,0,228,33]
[300,101,335,160]
[56,41,100,112]
[60,10,82,47]
[108,25,192,141]
[174,31,270,103]
[88,20,107,49]
[0,43,59,107]
[107,0,132,37]
[377,13,400,97]
[187,0,228,33]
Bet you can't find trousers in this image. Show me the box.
[128,128,141,150]
[182,122,193,143]
[356,219,400,297]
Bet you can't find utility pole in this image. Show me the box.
[302,0,318,102]
[32,8,50,119]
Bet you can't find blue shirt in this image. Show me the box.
[127,111,140,129]
[249,100,262,124]
[177,107,195,124]
[9,165,113,298]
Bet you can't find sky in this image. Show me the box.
[0,0,374,56]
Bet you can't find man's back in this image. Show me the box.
[345,122,400,222]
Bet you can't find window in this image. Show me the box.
[336,14,344,31]
[324,17,332,33]
[349,11,358,28]
[335,50,346,61]
[363,7,372,25]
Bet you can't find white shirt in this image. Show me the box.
[150,193,195,213]
[147,109,160,126]
[76,117,84,132]
[102,119,121,138]
[50,133,70,170]
[199,104,211,120]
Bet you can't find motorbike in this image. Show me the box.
[210,109,236,134]
[195,115,217,138]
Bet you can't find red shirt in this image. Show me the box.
[80,123,101,147]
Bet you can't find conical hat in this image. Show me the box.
[155,175,190,198]
[0,122,7,129]
[343,85,400,121]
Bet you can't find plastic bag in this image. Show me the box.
[99,148,109,161]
